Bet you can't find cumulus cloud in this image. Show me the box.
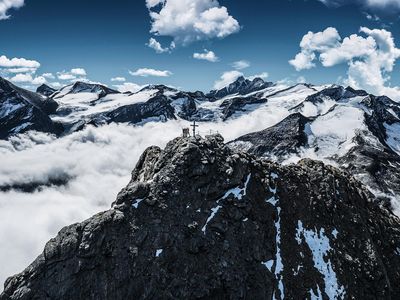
[147,37,175,53]
[57,68,88,81]
[9,73,47,85]
[290,26,400,100]
[129,68,172,77]
[70,68,87,76]
[146,0,240,45]
[289,27,340,71]
[248,72,269,80]
[232,60,250,70]
[111,77,126,82]
[213,70,243,89]
[113,82,144,93]
[0,55,40,71]
[42,73,55,79]
[319,0,400,13]
[193,49,219,62]
[0,0,24,20]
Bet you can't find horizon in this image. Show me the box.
[0,0,400,99]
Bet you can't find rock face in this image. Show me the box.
[2,135,400,300]
[229,87,400,209]
[208,76,274,99]
[0,77,62,139]
[36,84,56,97]
[229,113,311,156]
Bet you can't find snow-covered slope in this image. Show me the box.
[229,86,400,212]
[2,76,400,209]
[0,77,62,139]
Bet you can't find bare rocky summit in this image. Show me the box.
[1,134,400,300]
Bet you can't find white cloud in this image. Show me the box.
[42,73,55,79]
[319,34,376,67]
[213,70,243,90]
[0,99,300,288]
[289,51,316,71]
[129,68,172,77]
[146,0,240,45]
[193,49,219,62]
[147,37,175,54]
[57,73,76,81]
[4,67,36,73]
[145,0,164,8]
[289,27,340,71]
[70,68,87,76]
[10,73,46,85]
[319,0,400,12]
[232,60,250,70]
[0,55,40,70]
[0,0,24,20]
[290,26,400,100]
[248,72,269,80]
[57,68,88,81]
[111,77,126,82]
[113,82,144,93]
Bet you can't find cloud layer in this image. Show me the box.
[146,0,240,45]
[290,27,400,100]
[0,102,296,289]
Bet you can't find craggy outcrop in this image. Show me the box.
[2,135,400,300]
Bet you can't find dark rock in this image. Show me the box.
[228,113,311,156]
[0,77,63,139]
[2,135,400,300]
[208,76,274,99]
[36,84,56,97]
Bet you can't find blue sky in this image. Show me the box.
[1,0,400,97]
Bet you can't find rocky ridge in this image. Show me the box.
[2,134,400,299]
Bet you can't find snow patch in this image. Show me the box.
[262,260,274,272]
[132,198,144,209]
[221,173,251,200]
[201,205,222,233]
[296,221,345,300]
[155,249,163,257]
[384,122,400,156]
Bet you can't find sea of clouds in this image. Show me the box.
[0,107,291,288]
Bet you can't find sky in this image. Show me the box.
[1,0,400,98]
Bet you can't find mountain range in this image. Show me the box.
[1,75,400,298]
[1,75,399,210]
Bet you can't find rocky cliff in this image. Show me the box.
[1,135,400,300]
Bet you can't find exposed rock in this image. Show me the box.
[36,84,57,97]
[228,113,311,156]
[208,76,274,99]
[2,135,400,300]
[0,77,62,139]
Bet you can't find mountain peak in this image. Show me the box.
[208,76,273,99]
[36,84,57,97]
